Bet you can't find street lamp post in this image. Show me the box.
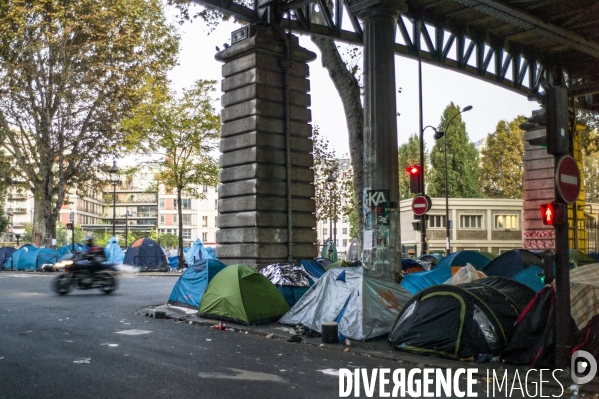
[125,210,131,248]
[433,105,473,256]
[327,173,335,261]
[109,160,120,238]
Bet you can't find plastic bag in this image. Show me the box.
[448,263,487,285]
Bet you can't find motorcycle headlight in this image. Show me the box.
[63,260,73,266]
[54,262,64,268]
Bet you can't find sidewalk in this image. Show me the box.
[137,303,599,397]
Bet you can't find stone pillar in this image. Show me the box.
[214,25,317,268]
[350,0,405,276]
[522,117,555,250]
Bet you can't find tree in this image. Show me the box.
[398,134,423,199]
[479,116,526,199]
[55,223,86,247]
[157,233,179,250]
[122,80,220,267]
[0,0,179,245]
[428,103,481,198]
[312,126,354,246]
[582,129,599,203]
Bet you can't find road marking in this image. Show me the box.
[114,329,153,335]
[561,174,578,185]
[197,368,286,383]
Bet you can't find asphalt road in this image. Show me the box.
[0,272,575,399]
[0,273,413,399]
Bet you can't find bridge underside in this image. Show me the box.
[194,0,599,111]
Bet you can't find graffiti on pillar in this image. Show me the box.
[522,230,555,249]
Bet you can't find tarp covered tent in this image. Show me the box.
[389,277,536,359]
[433,250,491,270]
[198,264,290,325]
[104,237,124,264]
[206,247,217,259]
[325,259,359,271]
[589,252,599,262]
[57,244,89,258]
[168,259,227,309]
[123,238,168,272]
[260,263,315,307]
[402,258,425,274]
[570,263,599,329]
[315,257,333,269]
[279,267,413,340]
[0,247,16,270]
[184,238,212,266]
[5,246,59,271]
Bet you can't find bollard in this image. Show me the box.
[321,321,338,343]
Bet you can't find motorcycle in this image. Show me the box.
[52,252,118,295]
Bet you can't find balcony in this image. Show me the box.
[7,207,27,214]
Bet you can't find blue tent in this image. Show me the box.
[512,265,546,293]
[589,252,599,261]
[433,250,491,270]
[6,246,59,271]
[57,243,89,258]
[401,267,452,295]
[168,256,179,269]
[124,238,168,272]
[298,260,327,280]
[206,247,217,259]
[0,247,17,270]
[104,237,124,264]
[168,259,227,308]
[184,238,213,266]
[481,249,542,277]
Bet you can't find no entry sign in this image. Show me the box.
[412,194,432,216]
[555,155,580,204]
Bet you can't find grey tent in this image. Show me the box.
[279,267,413,340]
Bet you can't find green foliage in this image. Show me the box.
[398,134,423,199]
[312,126,354,223]
[92,230,112,248]
[157,233,178,249]
[0,0,179,240]
[122,79,220,256]
[428,103,481,198]
[479,116,526,199]
[347,193,359,240]
[21,223,32,244]
[583,129,599,202]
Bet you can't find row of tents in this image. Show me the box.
[0,237,216,272]
[164,249,599,368]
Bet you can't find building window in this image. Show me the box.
[202,232,208,242]
[173,199,178,210]
[203,185,208,192]
[342,216,348,223]
[183,229,191,240]
[173,214,178,224]
[181,198,191,210]
[323,228,328,236]
[342,239,347,247]
[202,216,208,227]
[215,199,217,209]
[460,215,483,229]
[160,215,165,224]
[495,214,519,230]
[427,215,446,229]
[159,199,165,209]
[342,228,348,235]
[182,214,191,225]
[214,216,218,227]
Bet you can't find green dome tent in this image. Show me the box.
[198,264,290,325]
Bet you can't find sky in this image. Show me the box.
[165,10,540,158]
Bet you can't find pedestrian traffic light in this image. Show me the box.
[540,250,555,285]
[540,202,566,225]
[525,86,569,155]
[66,223,73,230]
[405,165,421,194]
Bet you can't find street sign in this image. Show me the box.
[412,194,431,216]
[555,155,580,204]
[69,211,74,222]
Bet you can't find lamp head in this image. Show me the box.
[433,130,445,140]
[109,159,119,175]
[463,105,473,112]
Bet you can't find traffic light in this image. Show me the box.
[541,250,555,284]
[526,86,569,155]
[540,202,566,225]
[66,223,73,230]
[405,165,421,194]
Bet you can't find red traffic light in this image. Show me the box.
[405,165,421,175]
[66,223,73,230]
[540,202,566,225]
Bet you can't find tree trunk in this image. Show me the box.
[177,187,184,268]
[311,36,365,245]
